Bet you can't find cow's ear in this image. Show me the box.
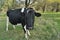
[35,12,41,17]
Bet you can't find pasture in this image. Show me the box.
[0,12,60,40]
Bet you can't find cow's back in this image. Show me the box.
[7,9,24,25]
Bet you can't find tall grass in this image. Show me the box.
[0,13,60,40]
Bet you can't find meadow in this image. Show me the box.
[0,12,60,40]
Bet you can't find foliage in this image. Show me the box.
[0,0,60,13]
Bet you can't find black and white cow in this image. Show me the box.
[6,8,41,39]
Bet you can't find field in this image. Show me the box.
[0,12,60,40]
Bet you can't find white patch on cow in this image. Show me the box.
[6,17,9,31]
[13,25,15,29]
[21,8,25,13]
[27,10,29,13]
[24,25,26,31]
[27,30,31,36]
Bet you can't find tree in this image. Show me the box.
[51,2,60,12]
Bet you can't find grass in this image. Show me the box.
[0,12,60,40]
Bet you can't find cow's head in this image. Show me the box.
[21,8,41,30]
[25,8,41,30]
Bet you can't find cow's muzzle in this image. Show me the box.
[27,27,34,30]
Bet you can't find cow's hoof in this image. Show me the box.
[13,25,16,29]
[6,29,8,31]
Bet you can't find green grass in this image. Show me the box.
[0,13,60,40]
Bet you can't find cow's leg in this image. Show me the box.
[24,26,31,39]
[27,29,31,36]
[24,25,28,39]
[22,23,26,33]
[22,23,28,39]
[13,25,16,29]
[6,17,9,31]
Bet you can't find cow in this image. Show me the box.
[6,8,41,39]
